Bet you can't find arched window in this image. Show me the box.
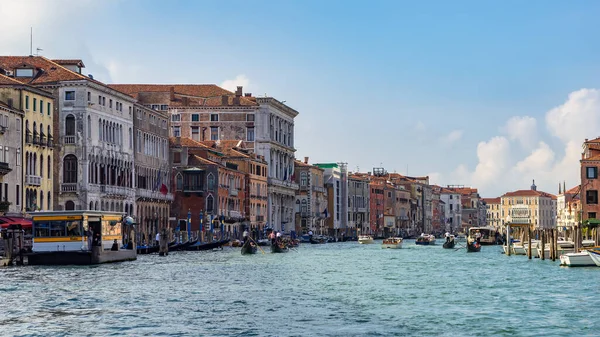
[47,192,51,210]
[40,191,44,211]
[301,199,307,213]
[300,172,307,186]
[65,115,75,136]
[63,154,78,183]
[40,156,43,178]
[176,173,183,191]
[89,201,93,210]
[65,200,75,211]
[206,195,214,212]
[95,201,99,210]
[47,155,51,177]
[207,173,215,191]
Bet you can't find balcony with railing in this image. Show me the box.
[104,185,134,197]
[64,135,76,144]
[33,131,39,145]
[60,183,77,193]
[0,162,12,176]
[229,188,238,197]
[255,215,265,222]
[268,177,299,190]
[40,133,46,147]
[26,175,41,186]
[136,188,175,201]
[47,135,53,147]
[25,130,32,144]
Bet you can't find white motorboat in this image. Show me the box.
[560,251,596,267]
[381,237,403,249]
[512,244,526,255]
[587,250,600,267]
[415,233,436,245]
[358,235,374,244]
[536,241,575,259]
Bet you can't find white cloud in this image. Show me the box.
[443,129,463,144]
[416,121,426,131]
[221,75,250,92]
[502,116,537,149]
[442,88,600,197]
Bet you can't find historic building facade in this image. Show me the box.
[0,74,25,213]
[0,57,137,213]
[294,157,327,235]
[133,103,172,242]
[501,181,556,230]
[348,173,370,235]
[580,137,600,225]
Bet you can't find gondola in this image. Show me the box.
[168,239,196,251]
[240,240,258,255]
[270,242,289,253]
[442,234,456,249]
[309,238,326,244]
[184,239,230,251]
[136,244,160,254]
[466,240,481,253]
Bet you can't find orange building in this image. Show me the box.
[581,137,600,225]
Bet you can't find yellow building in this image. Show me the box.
[0,75,55,211]
[501,181,556,229]
[483,197,502,229]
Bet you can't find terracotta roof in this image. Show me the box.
[107,84,259,107]
[0,56,89,84]
[482,197,501,204]
[200,140,244,150]
[565,185,581,194]
[169,137,213,149]
[502,189,555,198]
[190,155,218,166]
[0,73,23,85]
[52,59,85,67]
[585,137,600,143]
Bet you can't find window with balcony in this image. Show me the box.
[65,115,75,135]
[300,172,307,186]
[586,190,598,204]
[63,154,78,183]
[587,167,598,179]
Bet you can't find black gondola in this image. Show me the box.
[270,242,289,253]
[310,238,326,244]
[466,240,481,253]
[136,245,160,254]
[168,240,196,251]
[241,240,258,255]
[184,239,230,251]
[442,235,456,249]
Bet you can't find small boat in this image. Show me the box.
[136,244,160,254]
[381,237,403,249]
[184,239,230,251]
[587,250,600,266]
[442,234,455,249]
[240,240,257,255]
[560,251,596,267]
[466,239,481,252]
[270,242,289,253]
[310,236,327,244]
[358,235,374,244]
[415,233,436,245]
[231,240,243,247]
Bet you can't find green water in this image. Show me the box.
[0,240,598,336]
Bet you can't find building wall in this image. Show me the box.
[54,82,137,214]
[581,140,600,222]
[0,103,23,213]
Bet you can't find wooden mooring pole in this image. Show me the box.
[527,226,532,259]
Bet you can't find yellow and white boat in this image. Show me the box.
[358,235,374,244]
[381,237,403,249]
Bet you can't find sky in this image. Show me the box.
[1,0,600,197]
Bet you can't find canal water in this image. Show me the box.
[1,241,598,336]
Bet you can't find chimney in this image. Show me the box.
[221,95,229,105]
[236,86,242,97]
[170,86,175,101]
[233,96,240,106]
[245,93,252,97]
[304,156,309,164]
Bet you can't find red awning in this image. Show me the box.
[0,217,32,229]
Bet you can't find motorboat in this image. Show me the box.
[381,237,403,249]
[358,235,374,244]
[535,241,575,259]
[415,233,436,245]
[587,250,600,266]
[560,251,596,267]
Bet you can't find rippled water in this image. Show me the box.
[1,241,599,336]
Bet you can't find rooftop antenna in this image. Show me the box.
[30,27,33,56]
[35,48,43,56]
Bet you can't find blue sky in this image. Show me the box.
[2,0,600,197]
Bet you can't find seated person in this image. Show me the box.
[111,239,119,251]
